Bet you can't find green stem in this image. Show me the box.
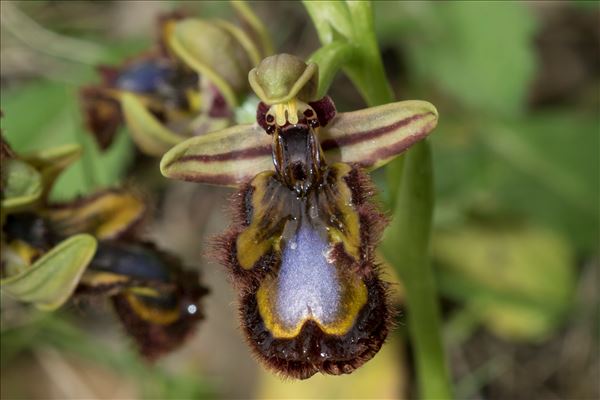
[382,141,453,399]
[304,2,453,398]
[308,42,354,99]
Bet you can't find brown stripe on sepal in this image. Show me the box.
[172,143,271,164]
[321,113,427,150]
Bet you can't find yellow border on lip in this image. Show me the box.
[256,272,368,339]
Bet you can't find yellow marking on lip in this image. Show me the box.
[256,273,368,339]
[124,292,180,325]
[327,163,361,261]
[46,191,144,240]
[236,171,281,270]
[79,271,131,287]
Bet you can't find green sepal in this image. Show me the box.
[160,123,272,187]
[120,92,184,156]
[320,100,438,170]
[1,234,97,311]
[22,144,82,201]
[168,19,255,107]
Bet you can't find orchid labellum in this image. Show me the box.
[161,54,438,378]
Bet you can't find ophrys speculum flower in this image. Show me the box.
[161,54,438,378]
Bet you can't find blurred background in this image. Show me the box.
[1,1,598,399]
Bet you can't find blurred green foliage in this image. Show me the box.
[1,81,135,201]
[0,312,215,399]
[1,1,598,399]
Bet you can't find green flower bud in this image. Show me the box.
[168,19,260,106]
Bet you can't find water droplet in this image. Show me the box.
[290,241,297,250]
[186,304,198,314]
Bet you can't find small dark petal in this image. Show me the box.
[111,289,203,360]
[89,241,171,282]
[3,213,55,251]
[79,86,123,150]
[115,60,173,94]
[96,65,121,87]
[256,101,270,132]
[0,135,15,195]
[1,135,15,160]
[309,96,337,127]
[207,87,231,118]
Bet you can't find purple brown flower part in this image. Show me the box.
[78,241,209,360]
[80,9,269,156]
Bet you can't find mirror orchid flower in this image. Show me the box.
[162,53,439,378]
[0,134,208,359]
[80,9,270,156]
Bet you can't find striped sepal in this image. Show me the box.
[321,100,438,170]
[160,123,273,186]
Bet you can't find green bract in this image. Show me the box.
[22,144,82,201]
[168,18,261,107]
[1,144,82,215]
[249,54,318,104]
[1,234,97,310]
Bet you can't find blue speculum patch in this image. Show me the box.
[276,221,341,328]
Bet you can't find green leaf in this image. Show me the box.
[1,159,43,212]
[1,234,97,310]
[230,0,274,56]
[432,110,599,251]
[1,80,134,201]
[302,1,354,44]
[400,1,537,116]
[433,224,575,340]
